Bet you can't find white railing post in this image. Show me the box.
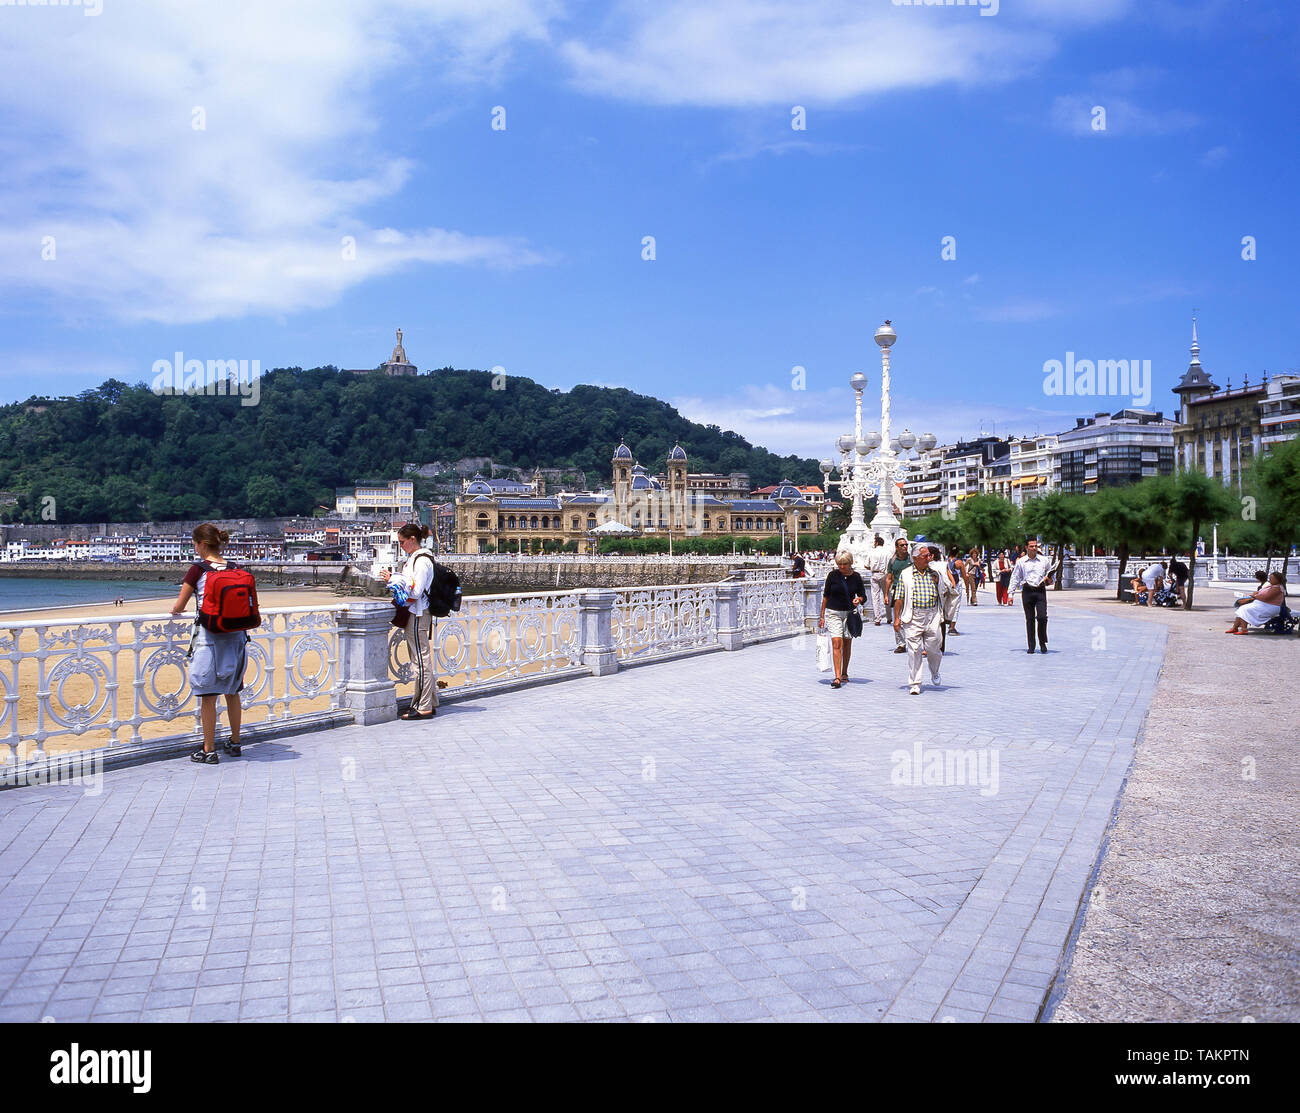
[338,602,398,725]
[801,579,822,630]
[716,583,744,650]
[579,590,620,675]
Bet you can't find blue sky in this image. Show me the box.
[2,0,1296,459]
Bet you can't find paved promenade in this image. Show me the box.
[0,594,1166,1022]
[1049,585,1300,1022]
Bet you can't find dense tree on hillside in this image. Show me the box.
[0,368,824,523]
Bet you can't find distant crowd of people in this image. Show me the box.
[813,534,1057,696]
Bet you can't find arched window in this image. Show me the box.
[530,516,539,529]
[571,517,579,529]
[587,515,597,529]
[799,517,810,531]
[540,516,549,529]
[497,516,505,529]
[703,515,710,530]
[766,518,774,530]
[745,517,753,530]
[507,516,517,529]
[476,513,489,529]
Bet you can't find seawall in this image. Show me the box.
[0,558,771,594]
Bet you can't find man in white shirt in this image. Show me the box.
[866,535,890,625]
[1008,538,1054,654]
[1138,561,1164,607]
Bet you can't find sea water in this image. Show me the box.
[0,577,175,614]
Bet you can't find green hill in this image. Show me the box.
[0,367,823,523]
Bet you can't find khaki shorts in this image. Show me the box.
[824,609,851,638]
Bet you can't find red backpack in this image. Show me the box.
[197,562,262,633]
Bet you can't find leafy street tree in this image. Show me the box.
[1087,482,1173,600]
[1021,492,1089,590]
[1245,437,1300,578]
[956,494,1021,576]
[1165,469,1241,609]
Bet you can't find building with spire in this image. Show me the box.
[1171,316,1299,488]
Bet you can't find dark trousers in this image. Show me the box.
[1022,585,1048,650]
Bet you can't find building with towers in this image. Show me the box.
[452,440,825,554]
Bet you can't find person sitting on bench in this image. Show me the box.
[1227,572,1285,634]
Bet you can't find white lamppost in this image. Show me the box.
[820,321,936,564]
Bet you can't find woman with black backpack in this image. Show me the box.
[381,523,438,720]
[170,523,250,764]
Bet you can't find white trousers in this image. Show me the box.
[870,574,888,622]
[905,613,943,686]
[944,584,962,626]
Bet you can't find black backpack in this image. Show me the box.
[414,551,461,617]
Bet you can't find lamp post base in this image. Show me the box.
[868,508,909,551]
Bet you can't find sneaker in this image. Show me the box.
[222,741,241,756]
[1027,648,1035,654]
[931,674,941,687]
[909,685,920,696]
[1039,646,1048,653]
[893,645,906,654]
[190,749,218,765]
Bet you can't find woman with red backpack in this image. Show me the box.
[170,523,258,764]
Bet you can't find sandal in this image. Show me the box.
[190,749,218,765]
[830,679,842,689]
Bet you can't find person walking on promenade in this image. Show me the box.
[1167,554,1190,606]
[380,523,439,720]
[866,535,889,625]
[819,550,866,689]
[1009,538,1054,653]
[170,524,250,764]
[884,537,912,654]
[894,543,946,695]
[942,547,964,636]
[964,547,982,605]
[994,549,1013,606]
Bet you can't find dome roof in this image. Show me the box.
[612,441,633,460]
[771,482,803,500]
[668,443,687,461]
[464,480,494,496]
[630,463,648,475]
[630,475,662,491]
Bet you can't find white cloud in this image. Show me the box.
[0,0,556,324]
[1200,145,1230,167]
[973,299,1066,323]
[560,0,1061,107]
[1050,93,1199,136]
[671,382,1060,459]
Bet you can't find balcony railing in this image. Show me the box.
[2,578,824,780]
[0,606,344,762]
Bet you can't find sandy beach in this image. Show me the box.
[0,587,343,624]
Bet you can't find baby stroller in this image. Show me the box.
[1152,586,1179,608]
[1261,600,1298,635]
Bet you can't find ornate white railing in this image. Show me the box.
[389,591,584,697]
[736,578,805,640]
[0,607,343,759]
[612,584,719,662]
